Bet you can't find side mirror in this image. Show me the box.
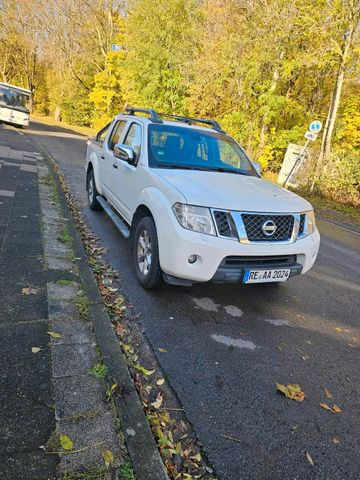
[113,144,136,164]
[252,160,262,176]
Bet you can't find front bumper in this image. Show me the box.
[158,215,320,283]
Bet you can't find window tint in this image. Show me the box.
[124,123,142,159]
[108,121,126,150]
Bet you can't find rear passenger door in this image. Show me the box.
[101,119,127,203]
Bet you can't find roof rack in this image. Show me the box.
[125,107,163,124]
[159,113,226,133]
[124,107,225,133]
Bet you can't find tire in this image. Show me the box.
[87,169,102,211]
[133,216,162,289]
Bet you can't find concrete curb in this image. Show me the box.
[43,155,169,480]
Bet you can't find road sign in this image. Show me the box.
[309,120,322,134]
[304,131,317,141]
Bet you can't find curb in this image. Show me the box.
[42,153,169,480]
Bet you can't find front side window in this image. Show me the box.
[124,123,142,159]
[148,125,257,176]
[108,121,126,150]
[96,123,110,145]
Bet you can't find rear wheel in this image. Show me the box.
[133,216,162,289]
[87,169,102,211]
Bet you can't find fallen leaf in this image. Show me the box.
[347,343,357,348]
[158,348,168,353]
[110,383,118,394]
[323,387,332,399]
[291,425,299,431]
[31,347,41,353]
[301,355,310,361]
[135,364,155,376]
[21,287,38,295]
[115,322,126,336]
[47,331,62,338]
[306,452,314,466]
[151,391,164,409]
[102,449,114,467]
[332,404,342,413]
[276,383,305,402]
[156,378,165,386]
[333,437,341,444]
[59,433,73,451]
[191,452,201,462]
[319,402,332,411]
[121,343,134,354]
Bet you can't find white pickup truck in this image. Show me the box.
[85,107,320,289]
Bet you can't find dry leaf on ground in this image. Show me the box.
[320,402,332,411]
[31,347,41,353]
[276,383,305,402]
[333,437,341,444]
[47,331,62,338]
[151,391,164,409]
[158,348,168,353]
[323,387,333,399]
[332,404,342,413]
[21,287,38,295]
[102,449,114,467]
[135,363,155,376]
[156,378,165,386]
[306,452,314,466]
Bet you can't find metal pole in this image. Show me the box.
[282,139,310,188]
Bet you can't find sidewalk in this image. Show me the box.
[0,129,125,479]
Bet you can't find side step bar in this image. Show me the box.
[96,196,130,239]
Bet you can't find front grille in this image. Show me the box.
[242,214,294,241]
[299,214,305,235]
[213,211,233,237]
[222,255,297,267]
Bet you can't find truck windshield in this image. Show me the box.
[148,124,257,176]
[0,85,31,113]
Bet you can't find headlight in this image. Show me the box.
[304,210,316,236]
[173,203,216,236]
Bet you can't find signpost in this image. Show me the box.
[282,120,322,188]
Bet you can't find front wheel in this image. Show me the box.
[87,169,102,211]
[133,216,162,289]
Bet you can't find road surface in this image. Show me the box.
[4,119,360,480]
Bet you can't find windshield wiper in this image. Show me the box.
[204,167,249,175]
[155,164,208,171]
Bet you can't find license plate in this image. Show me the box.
[243,268,291,284]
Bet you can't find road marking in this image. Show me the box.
[224,305,243,317]
[192,297,218,312]
[263,318,290,326]
[318,218,360,236]
[0,189,15,197]
[211,334,256,350]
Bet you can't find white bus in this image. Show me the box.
[0,82,31,127]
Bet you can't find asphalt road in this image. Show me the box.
[8,119,360,480]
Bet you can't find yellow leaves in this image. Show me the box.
[21,287,38,295]
[151,391,164,410]
[102,449,114,467]
[59,433,73,451]
[156,378,165,386]
[276,383,305,402]
[31,347,41,353]
[134,363,155,376]
[158,348,168,353]
[319,402,342,413]
[306,452,314,466]
[47,331,62,338]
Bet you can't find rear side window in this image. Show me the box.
[108,121,127,150]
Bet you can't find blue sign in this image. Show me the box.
[309,120,322,133]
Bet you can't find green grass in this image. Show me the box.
[88,363,107,380]
[57,279,75,286]
[57,467,110,480]
[118,462,136,480]
[74,294,91,319]
[58,225,73,246]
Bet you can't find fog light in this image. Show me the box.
[188,254,197,264]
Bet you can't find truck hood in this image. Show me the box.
[154,169,312,213]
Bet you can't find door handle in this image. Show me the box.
[112,163,118,169]
[100,155,105,160]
